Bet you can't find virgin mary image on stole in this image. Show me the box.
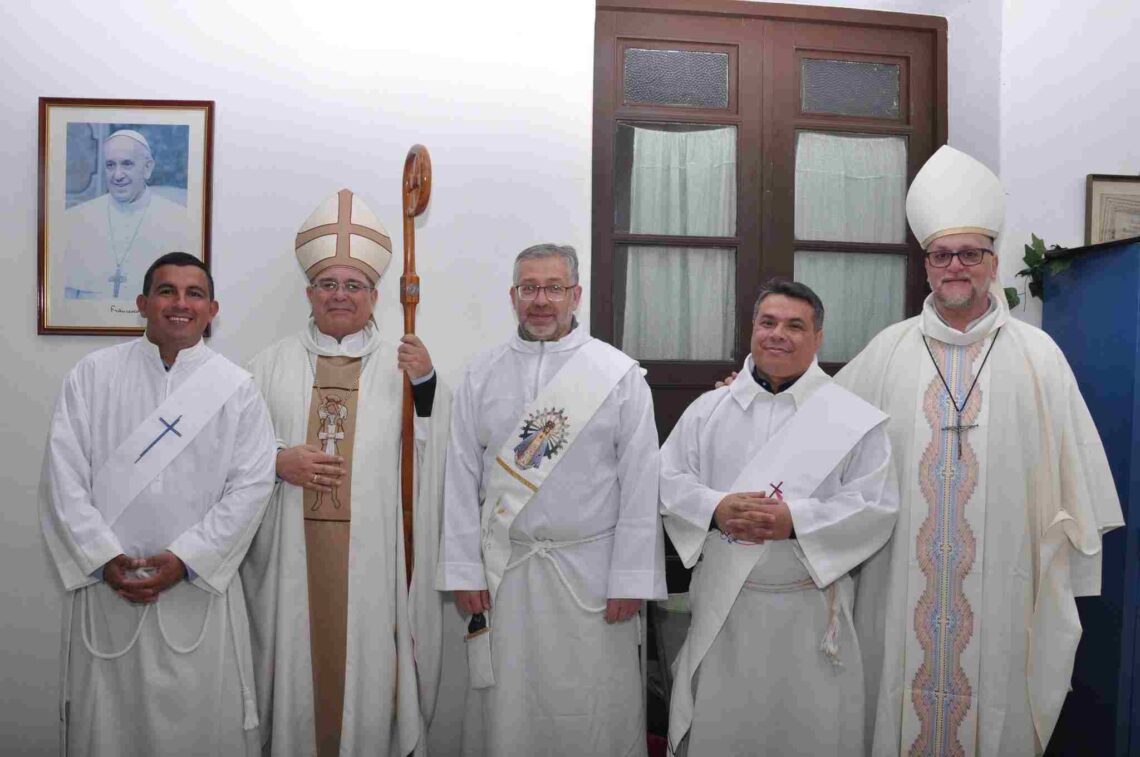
[513,408,569,470]
[59,124,194,301]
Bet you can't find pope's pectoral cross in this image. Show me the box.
[943,414,977,459]
[108,265,127,298]
[135,416,183,463]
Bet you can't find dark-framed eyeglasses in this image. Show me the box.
[312,278,374,294]
[515,283,573,302]
[924,249,994,268]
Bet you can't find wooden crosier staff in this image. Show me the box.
[401,145,431,587]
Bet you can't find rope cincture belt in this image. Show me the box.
[742,576,844,667]
[505,529,616,614]
[75,578,258,729]
[80,584,212,659]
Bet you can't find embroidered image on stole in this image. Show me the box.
[303,355,362,755]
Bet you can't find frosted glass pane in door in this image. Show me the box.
[795,131,907,244]
[624,48,730,108]
[802,58,900,119]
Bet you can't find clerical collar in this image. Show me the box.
[301,318,383,359]
[312,324,368,355]
[921,287,1009,347]
[140,334,208,372]
[730,354,829,410]
[751,364,800,394]
[510,319,591,355]
[932,296,996,333]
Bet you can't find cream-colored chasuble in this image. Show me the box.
[243,320,451,757]
[303,355,362,756]
[840,289,1124,755]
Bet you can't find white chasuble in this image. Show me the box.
[660,359,897,757]
[40,338,277,757]
[437,326,666,757]
[839,290,1124,756]
[242,321,451,757]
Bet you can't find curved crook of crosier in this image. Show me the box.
[402,144,432,219]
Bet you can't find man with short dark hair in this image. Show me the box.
[660,279,898,756]
[41,251,277,755]
[438,242,665,756]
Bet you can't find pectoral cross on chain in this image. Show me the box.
[108,265,127,298]
[135,415,183,463]
[943,414,978,459]
[922,329,1003,463]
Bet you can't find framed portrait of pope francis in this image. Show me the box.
[37,97,214,334]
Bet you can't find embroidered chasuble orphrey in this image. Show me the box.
[907,337,988,755]
[304,355,362,756]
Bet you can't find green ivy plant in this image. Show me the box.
[1004,234,1070,309]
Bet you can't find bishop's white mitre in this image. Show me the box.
[295,188,392,283]
[906,145,1005,249]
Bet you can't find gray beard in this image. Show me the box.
[517,316,578,342]
[936,290,978,309]
[934,281,984,310]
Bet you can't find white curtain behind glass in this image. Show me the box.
[793,132,908,362]
[794,132,907,243]
[794,251,906,362]
[622,126,736,360]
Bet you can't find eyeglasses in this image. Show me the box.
[515,284,574,301]
[312,279,374,294]
[925,249,993,268]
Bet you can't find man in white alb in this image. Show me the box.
[838,146,1124,755]
[41,252,277,755]
[60,129,194,301]
[660,279,898,757]
[241,189,450,756]
[438,243,666,756]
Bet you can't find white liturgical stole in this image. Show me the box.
[675,381,887,709]
[91,353,248,527]
[479,338,635,602]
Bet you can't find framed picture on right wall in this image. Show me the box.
[1086,174,1140,245]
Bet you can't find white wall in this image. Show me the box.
[998,0,1140,325]
[3,0,1131,752]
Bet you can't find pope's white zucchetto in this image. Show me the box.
[906,145,1005,249]
[295,188,392,284]
[105,129,153,157]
